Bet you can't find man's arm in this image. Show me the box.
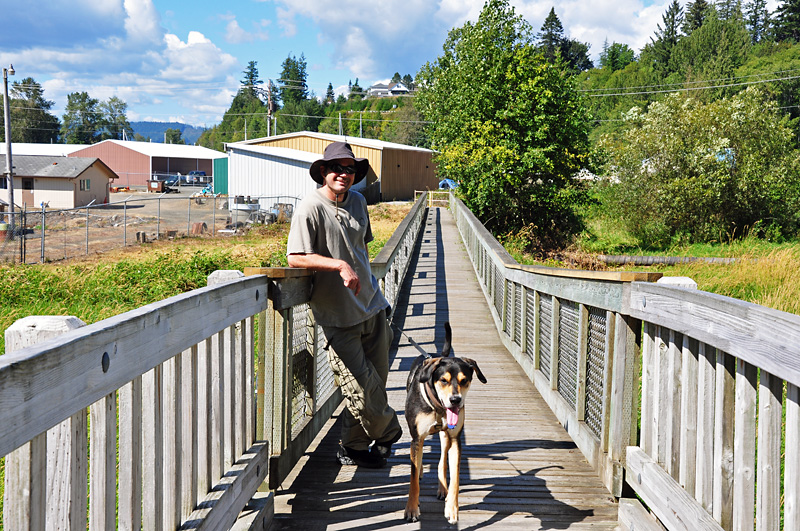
[287,253,361,295]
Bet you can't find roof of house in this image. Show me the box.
[227,131,434,153]
[226,144,321,163]
[0,155,117,180]
[75,140,227,159]
[389,82,409,92]
[11,143,87,156]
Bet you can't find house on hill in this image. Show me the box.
[389,82,410,96]
[225,131,437,202]
[0,155,118,209]
[368,83,390,97]
[69,140,226,187]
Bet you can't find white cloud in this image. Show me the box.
[225,18,271,43]
[161,31,239,82]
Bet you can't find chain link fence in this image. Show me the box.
[0,192,300,264]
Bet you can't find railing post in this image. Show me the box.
[610,312,641,496]
[4,316,88,531]
[40,203,45,263]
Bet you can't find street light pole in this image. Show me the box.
[3,64,15,234]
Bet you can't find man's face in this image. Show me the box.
[321,158,357,197]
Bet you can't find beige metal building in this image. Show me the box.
[0,155,117,209]
[233,132,437,201]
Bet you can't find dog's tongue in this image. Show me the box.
[446,407,459,428]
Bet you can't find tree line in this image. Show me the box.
[0,80,153,144]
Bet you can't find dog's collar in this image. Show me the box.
[420,382,444,412]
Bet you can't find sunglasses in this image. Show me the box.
[325,163,357,175]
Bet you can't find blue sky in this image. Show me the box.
[0,0,780,128]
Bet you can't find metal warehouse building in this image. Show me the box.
[69,140,227,188]
[226,132,437,201]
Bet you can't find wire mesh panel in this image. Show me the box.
[514,283,523,347]
[525,290,537,366]
[504,281,514,337]
[290,304,314,437]
[315,321,336,408]
[585,307,607,439]
[558,300,579,411]
[494,266,504,317]
[539,295,553,381]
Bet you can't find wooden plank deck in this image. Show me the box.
[269,208,619,530]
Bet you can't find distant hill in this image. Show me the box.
[130,122,207,145]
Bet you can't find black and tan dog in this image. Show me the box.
[403,322,487,524]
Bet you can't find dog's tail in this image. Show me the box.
[441,322,452,357]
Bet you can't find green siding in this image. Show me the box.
[213,158,228,195]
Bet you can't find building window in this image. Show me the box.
[0,178,6,190]
[22,178,33,190]
[79,179,91,191]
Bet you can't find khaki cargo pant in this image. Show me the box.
[322,309,402,451]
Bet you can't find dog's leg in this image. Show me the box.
[444,435,461,524]
[437,430,450,500]
[405,437,425,522]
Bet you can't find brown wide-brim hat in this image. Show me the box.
[309,142,370,185]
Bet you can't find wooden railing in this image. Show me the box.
[450,193,800,531]
[0,192,427,530]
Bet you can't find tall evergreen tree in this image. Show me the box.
[279,53,308,105]
[5,77,59,143]
[651,0,685,69]
[683,0,712,35]
[241,60,263,98]
[745,0,772,42]
[717,0,744,21]
[775,0,800,41]
[391,72,402,84]
[325,83,335,104]
[538,7,565,62]
[402,73,414,89]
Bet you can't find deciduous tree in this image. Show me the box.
[416,0,591,250]
[61,92,102,144]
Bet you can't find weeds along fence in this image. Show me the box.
[450,192,800,531]
[0,192,427,530]
[0,193,300,265]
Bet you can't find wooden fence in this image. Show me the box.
[451,193,800,531]
[0,192,427,530]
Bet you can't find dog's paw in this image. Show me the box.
[444,501,458,524]
[437,485,448,500]
[404,504,421,522]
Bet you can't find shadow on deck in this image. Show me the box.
[269,208,619,530]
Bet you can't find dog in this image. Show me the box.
[403,322,487,524]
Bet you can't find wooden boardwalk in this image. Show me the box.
[270,208,619,530]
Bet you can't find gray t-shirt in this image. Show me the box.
[286,188,389,328]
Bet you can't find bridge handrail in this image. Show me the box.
[0,192,427,530]
[450,192,800,531]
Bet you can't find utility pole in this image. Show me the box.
[338,113,343,135]
[267,80,273,137]
[3,64,16,235]
[359,113,363,137]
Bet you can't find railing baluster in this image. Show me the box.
[713,351,735,529]
[119,377,142,530]
[756,370,782,530]
[679,336,699,497]
[786,383,800,531]
[733,359,756,531]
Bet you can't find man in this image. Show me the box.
[287,141,402,468]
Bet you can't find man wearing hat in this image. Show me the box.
[287,141,402,468]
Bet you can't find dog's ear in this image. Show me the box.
[419,358,443,383]
[461,357,487,383]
